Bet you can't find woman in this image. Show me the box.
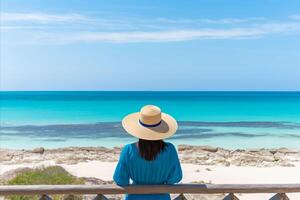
[113,105,182,200]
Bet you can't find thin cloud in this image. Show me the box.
[155,17,265,24]
[1,12,89,23]
[289,15,300,20]
[37,22,300,44]
[0,25,48,30]
[1,12,300,44]
[68,29,261,43]
[1,12,264,25]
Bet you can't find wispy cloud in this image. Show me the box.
[1,12,300,44]
[289,15,300,20]
[1,12,89,23]
[155,17,265,24]
[49,22,300,43]
[1,12,264,25]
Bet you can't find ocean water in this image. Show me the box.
[0,91,300,149]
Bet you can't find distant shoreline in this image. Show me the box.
[1,144,300,167]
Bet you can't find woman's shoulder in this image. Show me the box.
[122,143,135,151]
[118,143,137,161]
[164,141,175,148]
[121,143,138,155]
[164,142,177,153]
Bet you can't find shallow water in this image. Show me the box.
[1,91,300,149]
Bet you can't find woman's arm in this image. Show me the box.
[166,144,183,184]
[113,145,130,186]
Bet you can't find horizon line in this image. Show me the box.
[1,90,300,92]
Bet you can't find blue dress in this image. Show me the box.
[113,142,182,200]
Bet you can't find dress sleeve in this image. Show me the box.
[166,144,183,184]
[113,145,130,186]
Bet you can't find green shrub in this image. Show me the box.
[7,166,84,200]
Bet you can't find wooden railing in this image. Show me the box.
[1,184,300,200]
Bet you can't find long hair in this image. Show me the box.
[138,139,166,161]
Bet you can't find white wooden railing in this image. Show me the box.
[1,184,300,200]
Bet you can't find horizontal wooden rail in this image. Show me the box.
[0,184,300,196]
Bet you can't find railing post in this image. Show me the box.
[39,194,52,200]
[173,193,188,200]
[93,194,109,200]
[223,193,240,200]
[269,193,290,200]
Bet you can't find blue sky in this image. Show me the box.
[1,0,300,91]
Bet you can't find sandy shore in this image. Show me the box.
[1,145,300,200]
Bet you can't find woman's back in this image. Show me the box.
[114,105,181,199]
[113,142,182,200]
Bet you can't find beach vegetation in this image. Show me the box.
[6,166,84,200]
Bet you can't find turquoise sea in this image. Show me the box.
[1,91,300,149]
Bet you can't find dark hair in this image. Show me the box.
[138,139,166,161]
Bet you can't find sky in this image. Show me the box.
[1,0,300,91]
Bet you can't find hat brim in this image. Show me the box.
[122,112,178,141]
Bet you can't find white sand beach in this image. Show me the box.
[1,161,300,200]
[1,145,300,200]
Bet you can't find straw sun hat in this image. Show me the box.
[122,105,178,140]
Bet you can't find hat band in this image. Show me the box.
[139,120,162,127]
